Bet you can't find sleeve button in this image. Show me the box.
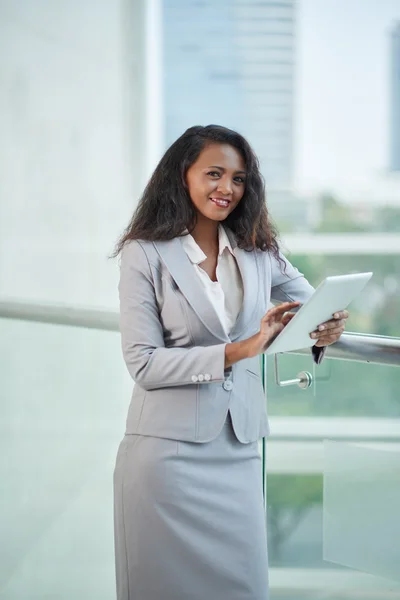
[204,373,211,381]
[198,374,204,382]
[191,375,199,383]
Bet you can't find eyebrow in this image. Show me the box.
[207,165,247,175]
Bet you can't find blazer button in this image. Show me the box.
[191,375,199,383]
[222,380,233,391]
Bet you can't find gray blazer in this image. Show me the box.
[118,227,316,443]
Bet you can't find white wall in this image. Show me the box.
[0,2,149,598]
[0,0,147,309]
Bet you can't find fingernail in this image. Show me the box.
[334,313,339,318]
[311,333,316,338]
[319,325,325,331]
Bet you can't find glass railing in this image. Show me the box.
[0,315,128,599]
[263,346,400,600]
[1,300,400,600]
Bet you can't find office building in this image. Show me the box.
[162,0,296,194]
[390,21,400,172]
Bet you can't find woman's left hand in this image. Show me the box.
[310,310,349,347]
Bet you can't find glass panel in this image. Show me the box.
[267,353,400,418]
[1,318,131,599]
[266,354,400,599]
[266,473,400,599]
[324,440,400,584]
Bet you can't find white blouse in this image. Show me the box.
[180,225,244,336]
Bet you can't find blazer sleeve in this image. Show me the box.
[270,251,326,365]
[118,240,228,391]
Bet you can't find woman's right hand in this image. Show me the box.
[245,301,300,358]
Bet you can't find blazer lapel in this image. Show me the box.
[153,237,230,342]
[225,228,260,341]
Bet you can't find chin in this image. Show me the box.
[207,207,233,221]
[205,212,228,222]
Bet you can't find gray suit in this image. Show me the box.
[118,227,315,443]
[114,227,317,600]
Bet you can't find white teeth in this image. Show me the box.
[211,199,229,207]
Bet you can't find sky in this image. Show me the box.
[296,0,400,192]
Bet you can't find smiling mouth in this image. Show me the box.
[210,197,231,208]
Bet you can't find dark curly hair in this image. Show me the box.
[110,124,282,263]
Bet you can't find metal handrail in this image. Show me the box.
[1,298,399,367]
[0,298,119,331]
[289,334,400,367]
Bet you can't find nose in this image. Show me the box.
[216,177,233,196]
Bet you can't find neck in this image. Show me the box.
[190,218,219,254]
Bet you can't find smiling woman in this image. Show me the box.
[110,124,346,600]
[110,124,282,262]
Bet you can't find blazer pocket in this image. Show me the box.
[245,368,261,380]
[245,369,265,401]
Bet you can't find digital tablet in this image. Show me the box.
[265,272,373,355]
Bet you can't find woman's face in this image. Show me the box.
[185,143,246,223]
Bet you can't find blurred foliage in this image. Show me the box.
[374,206,400,232]
[315,194,366,233]
[266,195,400,562]
[267,474,323,561]
[293,253,400,337]
[269,192,400,416]
[312,194,400,234]
[282,193,400,336]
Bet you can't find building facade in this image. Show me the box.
[390,21,400,172]
[162,0,296,193]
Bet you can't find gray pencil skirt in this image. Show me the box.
[113,413,269,600]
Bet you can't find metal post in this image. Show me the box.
[261,353,268,511]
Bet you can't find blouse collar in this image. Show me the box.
[180,224,234,265]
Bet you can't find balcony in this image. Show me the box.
[1,300,399,599]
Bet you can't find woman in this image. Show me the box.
[112,125,347,600]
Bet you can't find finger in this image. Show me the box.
[314,330,345,346]
[332,310,349,320]
[282,312,296,326]
[273,301,300,312]
[315,318,345,332]
[317,327,344,340]
[263,302,300,319]
[310,326,344,340]
[313,327,344,340]
[314,339,327,347]
[315,334,342,347]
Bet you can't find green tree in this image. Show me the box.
[267,474,323,562]
[315,194,366,233]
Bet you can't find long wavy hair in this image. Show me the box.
[110,124,282,262]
